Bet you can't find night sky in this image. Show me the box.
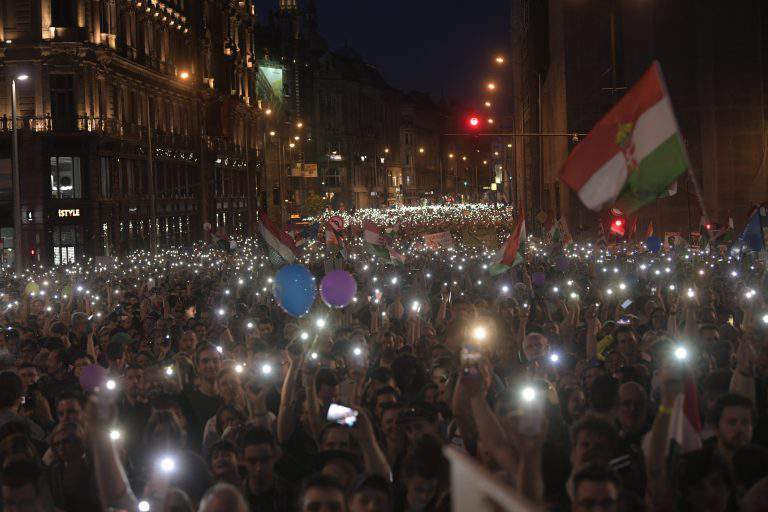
[315,0,511,104]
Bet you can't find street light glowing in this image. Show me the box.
[269,131,276,136]
[487,82,496,91]
[495,55,505,64]
[448,153,455,158]
[296,121,303,128]
[484,101,492,107]
[419,147,425,154]
[179,71,190,80]
[265,108,272,115]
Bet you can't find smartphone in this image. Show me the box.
[518,388,545,436]
[621,299,633,309]
[327,403,358,427]
[461,351,482,376]
[617,315,632,325]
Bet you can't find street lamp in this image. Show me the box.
[418,147,425,154]
[487,118,494,124]
[296,121,303,128]
[11,74,29,272]
[495,55,505,64]
[484,101,491,107]
[487,82,496,91]
[179,70,190,80]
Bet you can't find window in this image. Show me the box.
[51,0,74,27]
[100,157,111,198]
[52,226,81,265]
[50,156,83,199]
[50,75,75,131]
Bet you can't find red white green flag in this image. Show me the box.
[559,61,689,214]
[489,218,526,276]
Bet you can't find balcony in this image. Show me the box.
[0,114,147,140]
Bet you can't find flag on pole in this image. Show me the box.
[559,61,689,214]
[258,211,299,263]
[644,220,654,239]
[489,218,526,276]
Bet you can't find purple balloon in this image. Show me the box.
[532,272,546,287]
[320,270,357,308]
[79,364,107,392]
[555,255,569,272]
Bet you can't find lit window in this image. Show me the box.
[50,156,82,199]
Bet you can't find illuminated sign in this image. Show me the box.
[259,66,284,99]
[58,209,80,218]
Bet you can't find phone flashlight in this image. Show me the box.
[105,379,117,391]
[315,318,327,329]
[472,325,488,342]
[261,363,273,375]
[300,331,310,341]
[411,300,420,312]
[158,455,176,474]
[138,501,151,512]
[549,352,560,363]
[165,366,174,377]
[234,363,244,374]
[674,346,689,361]
[352,346,363,357]
[109,429,122,441]
[521,386,537,402]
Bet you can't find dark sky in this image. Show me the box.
[315,0,511,104]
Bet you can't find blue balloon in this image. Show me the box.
[646,236,662,253]
[274,264,316,317]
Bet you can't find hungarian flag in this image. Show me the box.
[643,374,702,457]
[560,61,689,214]
[364,221,390,259]
[489,218,526,276]
[258,211,299,263]
[364,221,404,264]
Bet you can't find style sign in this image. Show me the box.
[58,209,80,218]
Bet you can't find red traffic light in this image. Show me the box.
[29,248,36,256]
[610,217,626,236]
[469,116,480,127]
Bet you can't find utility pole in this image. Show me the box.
[11,78,23,273]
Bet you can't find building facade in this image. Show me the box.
[0,0,273,266]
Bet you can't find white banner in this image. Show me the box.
[444,446,540,512]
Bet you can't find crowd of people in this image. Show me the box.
[0,205,767,512]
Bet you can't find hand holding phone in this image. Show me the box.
[327,403,358,427]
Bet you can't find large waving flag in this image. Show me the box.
[258,211,299,263]
[489,218,526,276]
[325,216,347,259]
[560,61,689,214]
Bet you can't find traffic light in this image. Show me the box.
[468,115,480,129]
[29,248,36,257]
[610,216,626,236]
